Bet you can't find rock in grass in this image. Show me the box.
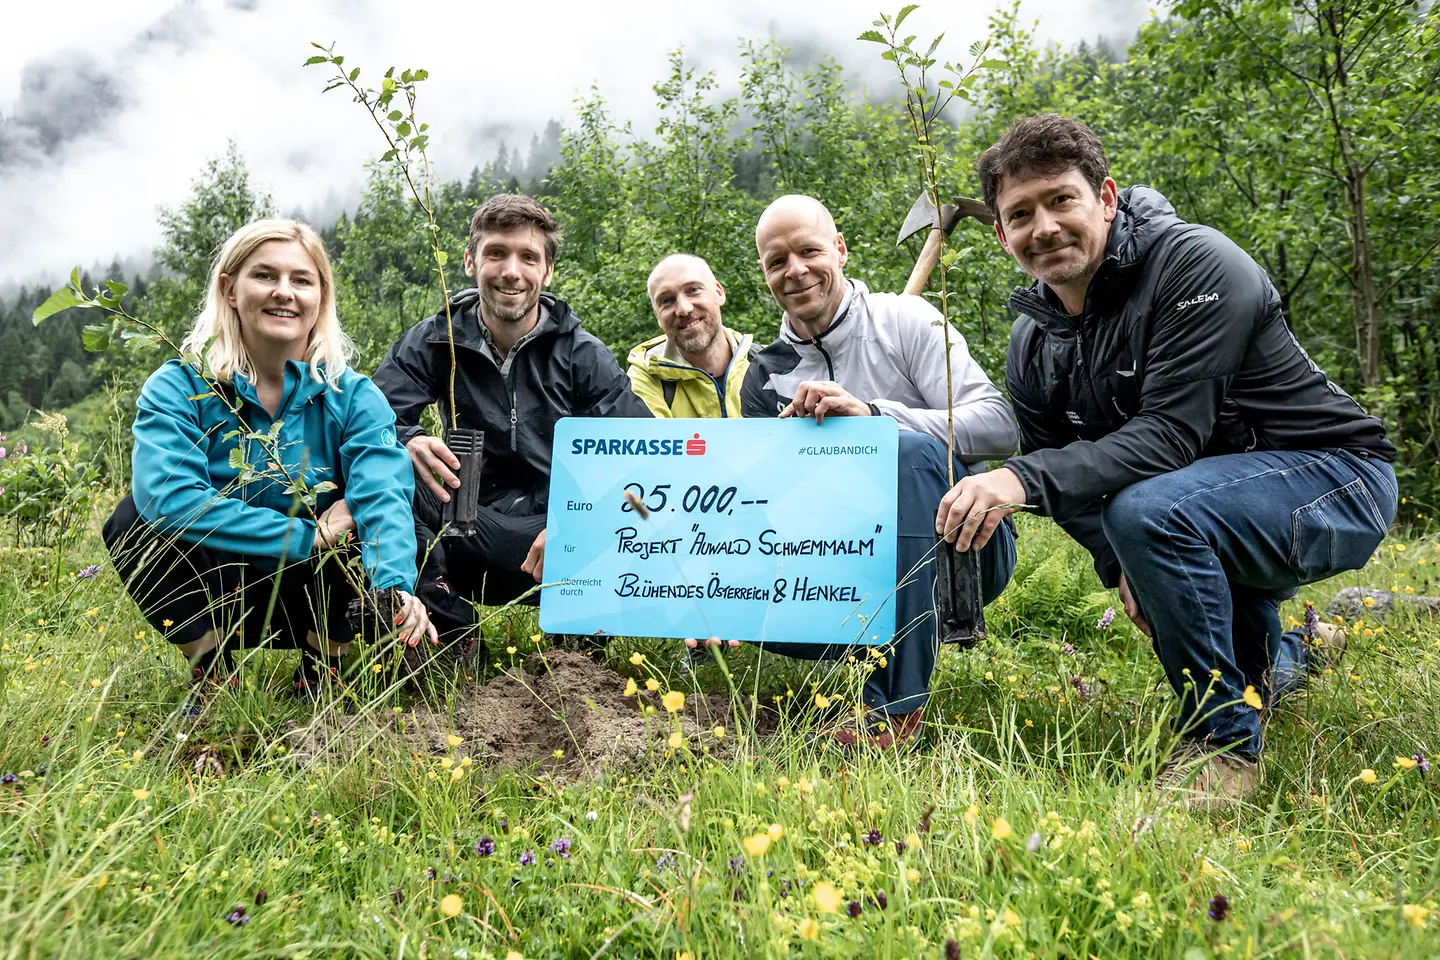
[1326,587,1440,622]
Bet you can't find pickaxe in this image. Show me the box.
[898,192,994,295]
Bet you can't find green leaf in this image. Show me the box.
[436,250,449,266]
[926,33,944,58]
[857,29,886,43]
[894,4,919,30]
[413,69,428,81]
[303,55,328,66]
[881,49,897,62]
[104,279,128,300]
[978,58,1008,70]
[348,67,360,82]
[311,480,338,495]
[331,55,343,67]
[395,121,411,138]
[229,448,246,470]
[387,110,403,121]
[80,324,111,352]
[32,284,84,325]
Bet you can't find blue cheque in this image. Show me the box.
[539,417,898,645]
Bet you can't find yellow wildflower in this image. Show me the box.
[906,867,920,884]
[963,804,979,825]
[132,788,150,801]
[1402,904,1430,928]
[506,645,517,655]
[1363,595,1376,607]
[767,823,785,842]
[1395,756,1418,771]
[1243,685,1263,710]
[1359,769,1378,784]
[450,767,465,782]
[814,693,831,709]
[668,731,684,749]
[645,678,660,692]
[447,734,464,747]
[798,917,820,940]
[440,757,454,769]
[812,881,842,913]
[742,833,771,857]
[991,816,1013,841]
[1003,907,1022,927]
[440,893,463,917]
[712,725,725,739]
[623,678,638,697]
[662,690,685,713]
[629,652,645,666]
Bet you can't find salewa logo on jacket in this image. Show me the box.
[1175,292,1220,311]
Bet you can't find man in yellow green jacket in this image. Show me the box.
[627,253,754,418]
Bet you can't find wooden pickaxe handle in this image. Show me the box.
[903,227,946,296]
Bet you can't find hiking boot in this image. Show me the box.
[1308,622,1347,670]
[1155,739,1260,811]
[807,707,925,752]
[179,653,238,718]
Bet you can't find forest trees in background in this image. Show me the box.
[6,0,1437,515]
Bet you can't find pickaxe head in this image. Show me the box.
[895,191,995,246]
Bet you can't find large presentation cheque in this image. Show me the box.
[539,417,898,645]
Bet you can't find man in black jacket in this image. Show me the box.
[936,115,1397,807]
[372,194,651,641]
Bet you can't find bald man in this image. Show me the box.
[741,194,1019,750]
[628,253,756,418]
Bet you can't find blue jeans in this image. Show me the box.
[1101,449,1397,756]
[758,432,1016,716]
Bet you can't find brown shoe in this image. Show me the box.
[1309,622,1347,669]
[808,707,924,751]
[1155,740,1260,811]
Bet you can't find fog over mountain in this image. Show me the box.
[0,0,1150,292]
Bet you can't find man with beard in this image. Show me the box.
[936,115,1396,807]
[373,194,652,643]
[627,253,756,418]
[739,194,1019,750]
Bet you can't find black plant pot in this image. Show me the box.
[347,587,483,682]
[440,427,484,540]
[934,536,987,647]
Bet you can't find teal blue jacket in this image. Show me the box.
[131,358,417,591]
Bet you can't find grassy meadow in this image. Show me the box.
[0,503,1436,959]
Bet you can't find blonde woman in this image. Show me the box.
[102,218,434,709]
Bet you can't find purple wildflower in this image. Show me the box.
[498,818,509,833]
[873,890,888,910]
[726,855,746,876]
[253,889,268,906]
[918,805,934,833]
[518,849,536,866]
[894,837,908,855]
[945,939,961,960]
[224,907,249,926]
[1026,831,1043,853]
[1096,606,1115,630]
[550,836,571,859]
[1303,603,1319,639]
[1208,893,1230,921]
[863,828,883,846]
[474,836,495,857]
[847,900,862,918]
[425,867,436,880]
[390,888,405,904]
[1415,752,1429,775]
[77,564,101,580]
[0,774,15,785]
[1060,643,1077,657]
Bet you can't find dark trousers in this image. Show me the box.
[758,432,1017,715]
[1101,448,1397,755]
[102,494,360,652]
[412,484,548,642]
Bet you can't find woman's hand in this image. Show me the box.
[395,589,439,647]
[315,498,356,551]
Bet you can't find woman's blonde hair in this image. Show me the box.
[181,218,353,390]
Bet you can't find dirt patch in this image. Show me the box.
[282,650,772,781]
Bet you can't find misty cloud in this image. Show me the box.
[0,0,1153,290]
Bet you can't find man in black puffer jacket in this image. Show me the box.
[936,115,1397,808]
[373,194,651,642]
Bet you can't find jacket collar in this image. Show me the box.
[230,359,329,412]
[780,278,864,349]
[630,327,751,381]
[427,289,579,353]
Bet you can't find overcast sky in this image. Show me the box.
[0,0,1151,289]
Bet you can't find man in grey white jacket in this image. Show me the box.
[741,194,1018,749]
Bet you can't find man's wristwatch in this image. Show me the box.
[868,402,883,418]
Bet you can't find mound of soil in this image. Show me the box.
[283,650,765,781]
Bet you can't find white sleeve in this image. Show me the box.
[870,294,1019,463]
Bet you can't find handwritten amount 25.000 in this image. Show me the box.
[619,483,764,516]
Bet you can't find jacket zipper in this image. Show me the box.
[813,339,836,381]
[658,358,730,417]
